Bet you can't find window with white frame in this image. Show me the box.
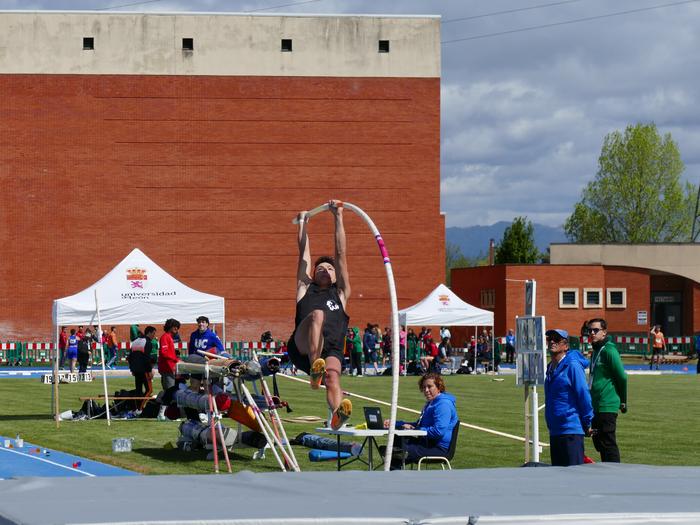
[559,288,579,308]
[607,288,627,308]
[583,288,603,308]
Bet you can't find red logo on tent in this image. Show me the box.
[438,294,450,306]
[126,268,148,281]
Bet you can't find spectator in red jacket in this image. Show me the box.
[59,327,68,369]
[420,338,439,373]
[157,318,181,420]
[158,318,180,389]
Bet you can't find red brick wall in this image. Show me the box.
[691,283,700,334]
[603,266,650,334]
[449,265,504,346]
[0,75,442,340]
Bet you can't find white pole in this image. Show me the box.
[222,301,226,345]
[527,280,539,462]
[474,326,478,373]
[491,326,495,373]
[294,201,401,471]
[53,320,60,428]
[531,386,540,462]
[94,290,111,426]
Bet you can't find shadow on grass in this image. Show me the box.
[134,447,293,473]
[133,447,209,463]
[0,414,53,421]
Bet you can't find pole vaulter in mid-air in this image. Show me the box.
[286,200,353,430]
[291,200,402,470]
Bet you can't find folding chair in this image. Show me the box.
[417,420,460,471]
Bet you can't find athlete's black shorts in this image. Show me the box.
[287,332,345,375]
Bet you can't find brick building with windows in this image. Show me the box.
[0,11,443,340]
[451,243,700,342]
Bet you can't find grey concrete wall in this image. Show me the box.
[0,11,440,77]
[551,244,700,283]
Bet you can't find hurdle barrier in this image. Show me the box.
[613,336,649,357]
[0,342,16,364]
[173,341,188,357]
[666,336,692,355]
[238,341,276,361]
[113,341,129,363]
[25,342,54,364]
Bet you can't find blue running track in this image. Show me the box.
[0,436,138,478]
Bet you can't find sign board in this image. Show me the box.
[41,372,93,384]
[637,310,648,326]
[515,316,546,386]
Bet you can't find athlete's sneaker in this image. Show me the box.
[309,358,326,390]
[330,399,352,430]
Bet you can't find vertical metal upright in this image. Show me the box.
[524,279,539,463]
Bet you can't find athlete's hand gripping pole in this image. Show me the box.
[291,201,343,224]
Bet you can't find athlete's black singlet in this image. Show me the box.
[287,283,349,372]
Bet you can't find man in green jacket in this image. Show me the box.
[348,326,364,377]
[587,318,627,462]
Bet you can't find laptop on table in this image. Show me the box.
[363,406,383,430]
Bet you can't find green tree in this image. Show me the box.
[564,123,694,242]
[495,217,541,264]
[445,241,470,285]
[445,242,489,285]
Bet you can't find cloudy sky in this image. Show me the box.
[4,0,700,228]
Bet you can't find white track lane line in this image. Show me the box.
[0,446,96,477]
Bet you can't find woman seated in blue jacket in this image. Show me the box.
[383,372,458,469]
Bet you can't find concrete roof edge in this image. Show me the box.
[0,10,442,19]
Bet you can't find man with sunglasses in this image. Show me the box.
[544,328,593,466]
[587,318,628,462]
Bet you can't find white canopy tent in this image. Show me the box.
[399,283,495,372]
[51,248,225,425]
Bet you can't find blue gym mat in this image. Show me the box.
[0,436,139,478]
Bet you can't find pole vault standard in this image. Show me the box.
[293,201,400,471]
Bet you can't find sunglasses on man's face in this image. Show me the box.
[588,327,603,334]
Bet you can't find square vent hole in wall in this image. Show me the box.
[378,40,390,53]
[83,37,94,50]
[182,38,194,51]
[281,39,293,52]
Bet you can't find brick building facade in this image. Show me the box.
[451,259,700,343]
[0,12,443,340]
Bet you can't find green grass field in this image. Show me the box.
[1,373,699,474]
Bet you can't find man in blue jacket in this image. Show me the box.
[189,316,224,356]
[544,328,593,466]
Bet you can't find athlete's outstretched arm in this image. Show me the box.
[330,200,351,305]
[296,211,312,301]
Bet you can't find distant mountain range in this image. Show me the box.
[446,222,567,259]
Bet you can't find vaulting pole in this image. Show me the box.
[293,201,400,471]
